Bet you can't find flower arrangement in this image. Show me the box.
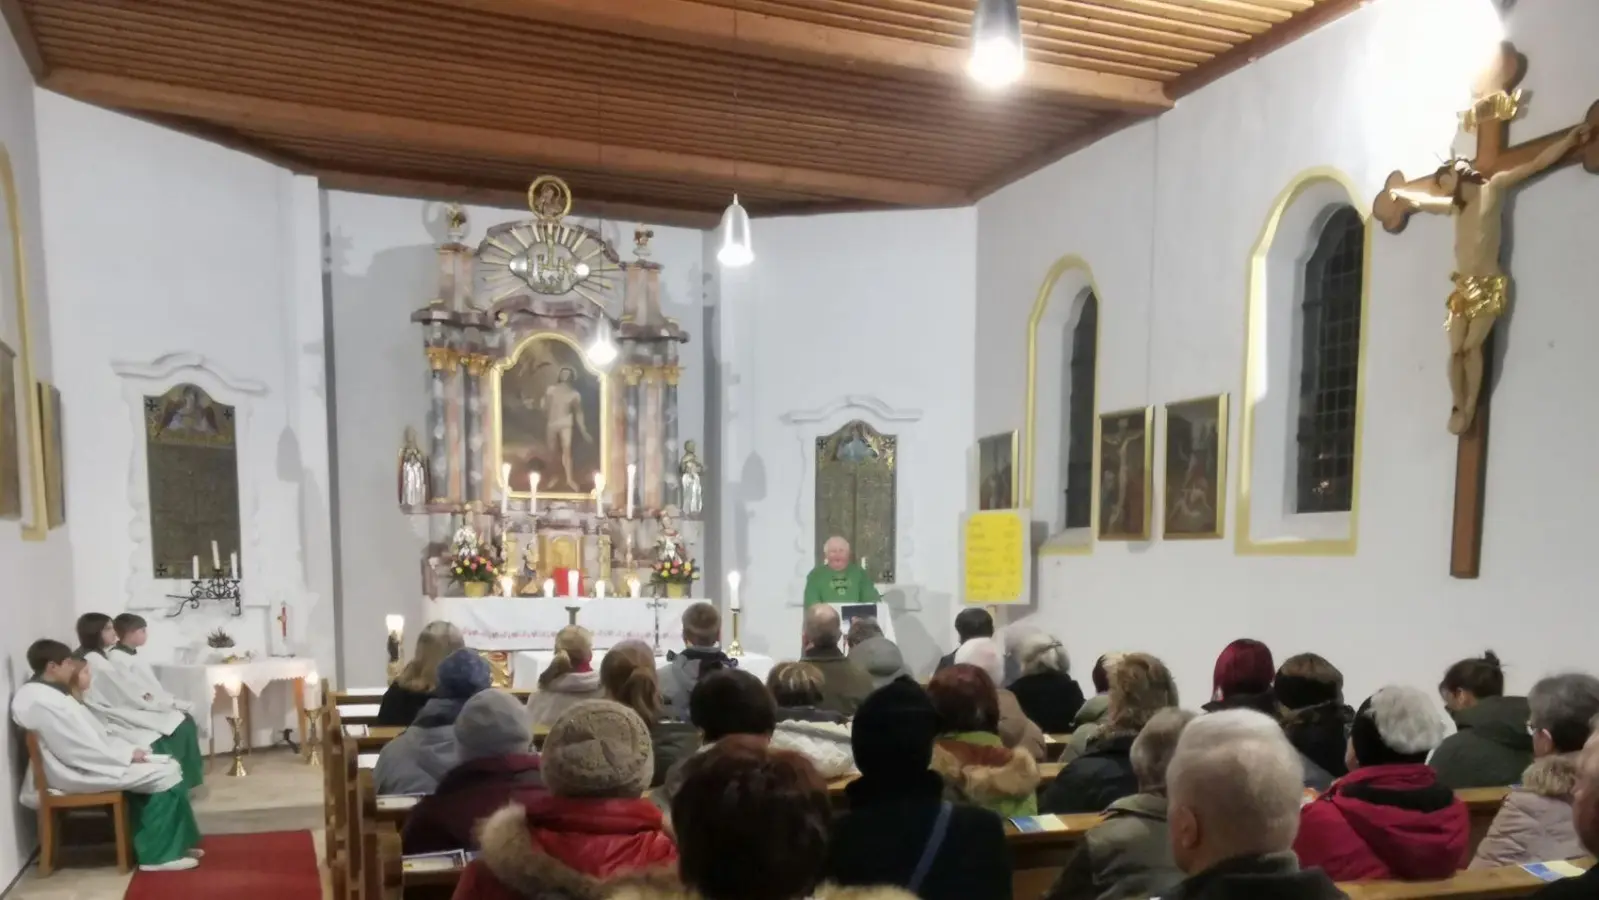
[651,557,698,586]
[451,551,499,585]
[206,628,235,649]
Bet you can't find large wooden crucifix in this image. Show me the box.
[1372,42,1599,579]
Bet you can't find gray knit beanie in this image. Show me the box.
[453,690,533,761]
[541,700,654,798]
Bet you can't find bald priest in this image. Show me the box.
[803,535,882,608]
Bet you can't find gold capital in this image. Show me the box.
[661,365,681,386]
[425,346,457,372]
[461,353,493,377]
[622,366,645,386]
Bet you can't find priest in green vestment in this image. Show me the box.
[803,535,882,608]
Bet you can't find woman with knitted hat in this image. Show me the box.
[375,649,491,794]
[1294,685,1469,881]
[526,626,605,729]
[457,700,677,900]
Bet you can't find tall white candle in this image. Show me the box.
[543,578,555,598]
[499,574,515,598]
[728,570,742,612]
[626,463,636,519]
[860,556,867,575]
[628,576,641,599]
[501,463,512,515]
[211,540,221,571]
[529,472,540,514]
[224,679,241,718]
[192,556,200,580]
[566,569,579,598]
[230,552,239,579]
[593,472,606,516]
[595,580,606,600]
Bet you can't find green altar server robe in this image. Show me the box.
[803,562,882,608]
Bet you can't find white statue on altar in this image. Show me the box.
[654,507,688,564]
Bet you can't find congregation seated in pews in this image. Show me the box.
[329,617,1599,900]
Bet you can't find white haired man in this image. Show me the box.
[1295,685,1467,881]
[955,637,1045,761]
[800,604,873,716]
[802,535,881,608]
[1165,709,1346,900]
[1046,708,1194,900]
[1527,717,1599,898]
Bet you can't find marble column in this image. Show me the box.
[461,354,490,504]
[443,357,464,502]
[663,357,681,511]
[624,365,642,510]
[424,346,454,502]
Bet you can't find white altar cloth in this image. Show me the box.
[511,650,776,690]
[431,596,709,651]
[154,658,316,743]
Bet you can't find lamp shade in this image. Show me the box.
[717,195,754,267]
[968,0,1024,88]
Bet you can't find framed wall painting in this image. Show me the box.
[977,430,1018,510]
[1096,407,1152,540]
[38,381,63,529]
[1164,394,1228,539]
[0,339,19,520]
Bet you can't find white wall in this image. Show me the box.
[0,28,75,884]
[34,94,336,688]
[715,208,977,674]
[975,0,1599,704]
[325,193,707,685]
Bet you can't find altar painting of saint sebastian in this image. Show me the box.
[499,334,604,496]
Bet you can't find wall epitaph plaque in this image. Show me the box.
[144,384,241,577]
[814,420,896,583]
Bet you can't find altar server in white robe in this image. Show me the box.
[109,613,195,714]
[75,613,204,790]
[13,639,203,871]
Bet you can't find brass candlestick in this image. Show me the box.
[225,715,248,777]
[564,605,581,626]
[727,608,744,657]
[304,703,324,768]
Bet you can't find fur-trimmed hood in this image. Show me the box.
[930,735,1040,802]
[473,799,677,900]
[608,870,919,900]
[1520,752,1580,799]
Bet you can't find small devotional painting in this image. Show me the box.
[1164,395,1228,539]
[976,431,1018,511]
[1097,407,1153,541]
[496,333,606,498]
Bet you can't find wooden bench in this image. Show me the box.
[24,731,132,875]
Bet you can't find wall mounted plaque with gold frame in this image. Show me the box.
[1096,406,1153,541]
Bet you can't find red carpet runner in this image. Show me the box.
[124,830,322,900]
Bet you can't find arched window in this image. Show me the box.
[1295,207,1364,513]
[1064,292,1097,528]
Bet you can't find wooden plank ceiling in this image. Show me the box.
[4,0,1361,228]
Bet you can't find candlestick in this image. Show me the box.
[566,569,578,598]
[728,607,744,657]
[593,472,606,516]
[529,472,540,515]
[626,463,636,519]
[192,556,200,580]
[231,552,239,579]
[628,576,641,599]
[211,540,221,571]
[728,570,742,612]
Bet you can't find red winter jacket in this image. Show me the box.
[452,794,678,900]
[1294,764,1469,882]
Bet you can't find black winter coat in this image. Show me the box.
[1007,671,1087,734]
[375,682,432,727]
[826,770,1012,900]
[1040,732,1139,815]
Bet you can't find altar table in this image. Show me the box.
[432,595,711,651]
[511,650,776,690]
[153,657,315,751]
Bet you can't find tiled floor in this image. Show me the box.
[9,749,326,899]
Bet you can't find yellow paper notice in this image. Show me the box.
[964,510,1026,603]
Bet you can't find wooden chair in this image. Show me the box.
[25,731,132,876]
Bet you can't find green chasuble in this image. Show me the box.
[802,562,881,608]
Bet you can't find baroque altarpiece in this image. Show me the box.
[407,177,701,597]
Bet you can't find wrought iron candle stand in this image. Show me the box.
[166,570,243,618]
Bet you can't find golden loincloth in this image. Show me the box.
[1446,273,1508,323]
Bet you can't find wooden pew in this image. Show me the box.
[1005,815,1101,900]
[332,688,534,728]
[1342,858,1592,899]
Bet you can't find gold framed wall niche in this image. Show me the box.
[492,331,611,501]
[815,420,897,584]
[144,383,242,576]
[0,143,47,540]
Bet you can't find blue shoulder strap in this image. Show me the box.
[907,801,954,893]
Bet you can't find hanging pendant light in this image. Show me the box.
[586,314,619,368]
[717,194,754,268]
[968,0,1024,89]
